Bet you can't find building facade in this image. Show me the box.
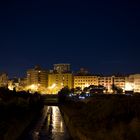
[98,76,126,93]
[54,64,71,73]
[48,73,73,94]
[114,76,126,91]
[125,74,140,93]
[48,64,73,94]
[98,76,113,93]
[0,73,8,87]
[74,75,98,90]
[27,66,48,90]
[8,78,20,91]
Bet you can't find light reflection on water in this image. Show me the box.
[28,106,71,140]
[52,106,64,133]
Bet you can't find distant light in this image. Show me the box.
[27,84,38,92]
[86,93,90,97]
[85,83,89,87]
[50,83,56,89]
[125,82,134,91]
[69,94,72,97]
[8,85,14,91]
[79,96,85,99]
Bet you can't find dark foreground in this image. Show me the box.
[1,88,140,140]
[0,88,43,140]
[60,94,140,140]
[0,88,71,140]
[21,106,71,140]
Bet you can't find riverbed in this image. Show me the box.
[22,106,71,140]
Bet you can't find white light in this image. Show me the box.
[8,85,14,90]
[51,83,56,89]
[26,84,38,92]
[125,82,134,91]
[85,83,89,87]
[79,96,85,99]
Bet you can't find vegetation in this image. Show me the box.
[0,87,43,140]
[112,84,123,94]
[60,94,140,140]
[58,86,71,103]
[84,85,106,94]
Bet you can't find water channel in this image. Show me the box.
[23,106,71,140]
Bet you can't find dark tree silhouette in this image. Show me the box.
[58,86,71,103]
[112,84,123,94]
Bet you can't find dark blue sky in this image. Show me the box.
[0,0,140,77]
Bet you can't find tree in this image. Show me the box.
[83,87,89,93]
[70,88,75,93]
[89,85,105,94]
[58,86,71,103]
[112,84,123,94]
[75,87,82,94]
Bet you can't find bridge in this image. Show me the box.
[41,94,59,106]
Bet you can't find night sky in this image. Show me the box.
[0,0,140,77]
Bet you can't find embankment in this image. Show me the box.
[0,88,43,140]
[3,109,42,140]
[60,95,140,140]
[60,101,93,140]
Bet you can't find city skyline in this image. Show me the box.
[0,1,140,139]
[0,0,140,77]
[4,64,140,94]
[1,63,140,78]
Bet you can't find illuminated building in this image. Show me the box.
[8,78,19,91]
[98,76,126,93]
[8,78,27,91]
[27,66,48,91]
[77,68,89,75]
[0,73,8,87]
[125,74,140,93]
[18,78,27,91]
[113,76,125,91]
[5,62,140,94]
[133,74,140,93]
[48,73,73,94]
[19,78,27,87]
[98,76,113,93]
[54,64,71,73]
[74,75,98,90]
[48,64,73,94]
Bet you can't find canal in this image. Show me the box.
[23,106,71,140]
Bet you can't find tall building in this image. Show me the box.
[74,75,98,90]
[77,68,89,75]
[27,66,48,88]
[48,64,73,94]
[48,73,73,94]
[0,73,8,87]
[54,64,71,73]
